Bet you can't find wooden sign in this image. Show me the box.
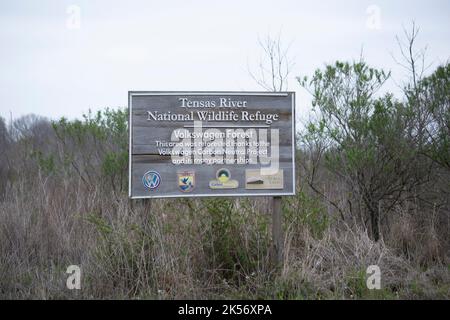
[129,91,296,199]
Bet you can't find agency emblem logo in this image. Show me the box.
[245,169,284,189]
[209,168,239,189]
[178,171,195,192]
[142,170,161,190]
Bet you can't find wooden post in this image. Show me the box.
[271,196,283,267]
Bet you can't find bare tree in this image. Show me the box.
[0,117,8,149]
[392,22,449,231]
[392,22,434,148]
[0,117,10,199]
[248,32,295,92]
[392,22,432,91]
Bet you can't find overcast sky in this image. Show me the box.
[0,0,449,122]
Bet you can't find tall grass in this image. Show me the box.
[0,171,447,299]
[0,105,448,299]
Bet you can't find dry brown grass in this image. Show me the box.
[0,172,448,299]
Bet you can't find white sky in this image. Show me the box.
[0,0,449,123]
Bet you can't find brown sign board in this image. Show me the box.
[129,91,296,199]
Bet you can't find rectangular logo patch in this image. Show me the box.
[245,169,284,189]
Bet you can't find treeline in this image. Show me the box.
[0,61,448,244]
[0,43,448,298]
[0,109,129,198]
[298,61,449,242]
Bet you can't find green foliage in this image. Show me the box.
[31,150,55,175]
[202,198,270,282]
[102,151,128,179]
[418,63,450,170]
[271,276,320,299]
[85,212,113,237]
[300,62,398,179]
[298,60,422,241]
[344,269,397,299]
[285,191,329,239]
[52,108,128,191]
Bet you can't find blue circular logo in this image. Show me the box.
[142,171,161,190]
